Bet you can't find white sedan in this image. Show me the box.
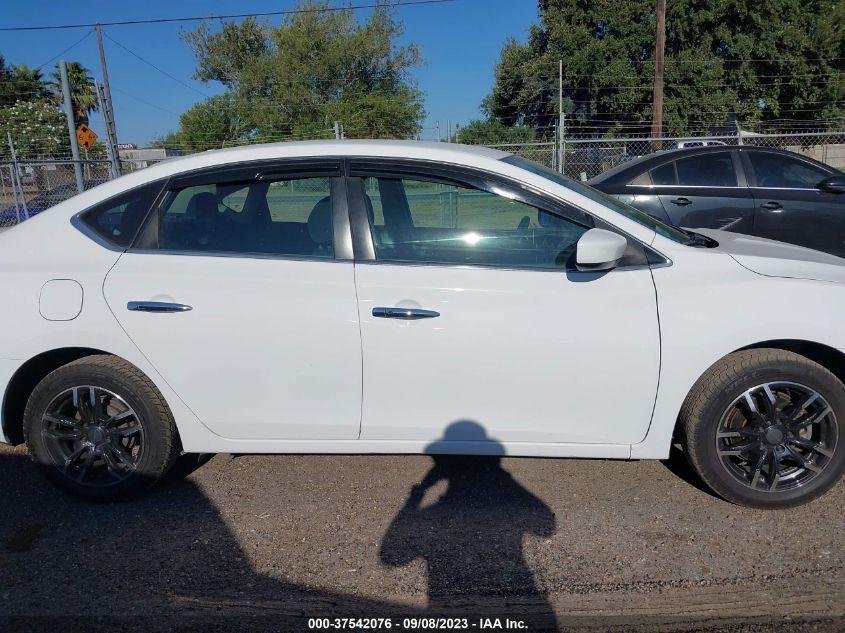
[1,140,843,507]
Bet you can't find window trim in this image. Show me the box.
[347,158,662,272]
[129,159,353,261]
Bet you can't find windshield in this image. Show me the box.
[502,155,691,244]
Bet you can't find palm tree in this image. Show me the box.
[49,62,98,126]
[6,63,50,104]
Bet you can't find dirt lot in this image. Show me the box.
[0,442,843,632]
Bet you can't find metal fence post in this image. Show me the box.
[59,61,86,194]
[7,134,29,221]
[560,129,566,175]
[8,164,22,223]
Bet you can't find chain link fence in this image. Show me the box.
[482,141,558,170]
[2,131,845,228]
[484,131,845,182]
[0,159,113,227]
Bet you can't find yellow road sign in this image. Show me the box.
[76,124,98,148]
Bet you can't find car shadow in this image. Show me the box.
[0,422,562,632]
[660,444,722,500]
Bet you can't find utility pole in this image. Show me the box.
[558,59,565,174]
[435,120,440,142]
[447,120,452,143]
[651,0,666,150]
[334,121,342,140]
[95,24,119,148]
[60,61,85,194]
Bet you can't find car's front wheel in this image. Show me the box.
[24,355,180,501]
[680,349,845,508]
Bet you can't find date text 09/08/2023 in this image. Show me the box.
[307,617,530,630]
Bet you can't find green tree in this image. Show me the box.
[0,56,49,106]
[457,119,536,144]
[484,0,845,135]
[180,94,243,152]
[48,61,98,126]
[149,130,185,151]
[178,0,424,143]
[0,100,68,158]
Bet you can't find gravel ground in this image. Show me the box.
[0,442,843,632]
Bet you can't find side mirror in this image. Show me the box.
[817,175,845,194]
[575,228,628,271]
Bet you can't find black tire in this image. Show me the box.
[679,349,845,508]
[23,355,180,501]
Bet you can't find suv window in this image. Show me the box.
[156,177,334,257]
[747,151,829,188]
[363,176,593,269]
[675,152,736,186]
[78,181,162,248]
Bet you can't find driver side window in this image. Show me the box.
[747,151,830,188]
[364,176,593,269]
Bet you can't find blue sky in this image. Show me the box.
[0,0,539,145]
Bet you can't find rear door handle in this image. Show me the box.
[127,301,193,313]
[373,307,440,320]
[670,197,692,206]
[760,201,783,210]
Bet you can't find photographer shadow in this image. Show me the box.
[380,421,558,630]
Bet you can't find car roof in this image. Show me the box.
[8,138,666,249]
[14,141,516,226]
[152,139,511,173]
[588,144,830,185]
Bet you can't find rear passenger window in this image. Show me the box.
[676,152,737,187]
[78,181,162,248]
[157,177,334,257]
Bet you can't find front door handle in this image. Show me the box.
[670,197,692,206]
[373,307,440,320]
[760,201,783,210]
[127,301,193,313]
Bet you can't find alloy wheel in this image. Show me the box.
[40,385,145,487]
[715,381,838,493]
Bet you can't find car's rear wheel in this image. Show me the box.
[24,355,180,501]
[679,349,845,508]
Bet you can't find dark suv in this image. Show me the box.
[589,146,845,258]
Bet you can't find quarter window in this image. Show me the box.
[78,181,162,248]
[156,177,334,257]
[675,152,737,187]
[747,152,829,188]
[364,176,593,269]
[629,171,652,186]
[649,162,676,185]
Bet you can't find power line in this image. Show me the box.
[34,29,94,70]
[111,87,182,117]
[103,33,209,98]
[0,0,457,31]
